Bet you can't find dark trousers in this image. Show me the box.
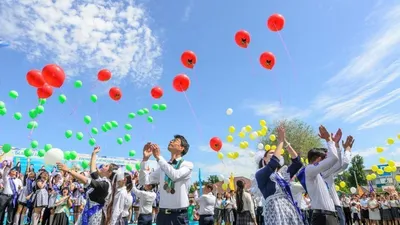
[311,210,339,225]
[301,210,310,225]
[343,207,352,225]
[156,209,188,225]
[41,207,51,225]
[335,205,345,225]
[256,207,264,225]
[0,194,16,225]
[199,215,214,225]
[138,214,152,225]
[232,209,237,225]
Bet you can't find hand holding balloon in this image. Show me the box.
[150,144,161,160]
[56,163,69,172]
[142,142,153,161]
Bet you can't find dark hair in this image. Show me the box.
[307,148,327,163]
[175,134,190,156]
[124,173,133,192]
[258,151,270,169]
[206,184,213,191]
[105,163,119,225]
[236,180,245,212]
[351,202,356,206]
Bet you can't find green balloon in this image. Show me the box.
[44,144,52,151]
[29,109,37,119]
[76,132,84,140]
[38,149,45,157]
[105,122,112,130]
[14,112,22,120]
[27,121,38,129]
[111,121,118,127]
[64,151,71,160]
[74,80,83,88]
[128,113,136,119]
[126,164,133,171]
[137,109,144,115]
[38,99,46,105]
[2,144,12,153]
[152,104,160,110]
[9,90,18,99]
[70,151,78,160]
[81,160,89,169]
[65,130,73,138]
[101,125,107,132]
[58,94,67,103]
[124,123,133,130]
[84,115,92,124]
[135,163,141,170]
[24,149,33,157]
[90,94,98,103]
[129,150,136,157]
[147,116,154,123]
[0,101,5,109]
[36,105,44,114]
[143,108,149,114]
[117,138,123,145]
[89,138,96,146]
[159,104,167,111]
[124,134,131,142]
[31,140,39,148]
[91,127,98,134]
[0,108,6,116]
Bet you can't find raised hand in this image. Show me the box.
[143,142,152,160]
[277,125,285,142]
[93,146,101,154]
[151,144,161,160]
[342,135,355,150]
[318,125,331,141]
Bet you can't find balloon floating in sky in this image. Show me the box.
[172,74,191,92]
[26,69,45,88]
[9,90,18,99]
[98,69,112,81]
[109,87,122,101]
[74,80,83,88]
[210,137,223,152]
[226,108,233,116]
[37,84,53,99]
[59,94,67,103]
[42,64,65,88]
[267,13,285,32]
[181,51,197,69]
[234,30,251,48]
[151,86,163,99]
[259,52,276,70]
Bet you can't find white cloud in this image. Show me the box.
[0,0,162,86]
[245,101,311,120]
[313,5,400,125]
[182,0,193,22]
[389,148,400,156]
[358,113,400,130]
[354,148,379,158]
[194,143,260,180]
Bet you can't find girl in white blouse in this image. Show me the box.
[235,180,257,225]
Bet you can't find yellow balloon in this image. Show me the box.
[264,144,271,151]
[257,131,263,137]
[377,169,384,175]
[371,173,377,180]
[376,147,384,153]
[233,152,239,158]
[335,185,340,191]
[260,119,266,126]
[390,166,397,173]
[222,183,228,190]
[238,132,245,138]
[228,126,235,134]
[226,135,234,143]
[339,181,346,188]
[384,166,392,173]
[371,165,378,172]
[249,132,258,140]
[388,160,395,167]
[269,134,276,142]
[366,175,372,181]
[243,141,249,148]
[301,157,304,163]
[281,149,285,154]
[227,152,234,159]
[398,134,400,140]
[305,159,309,164]
[245,125,252,132]
[239,142,246,149]
[387,138,395,145]
[379,157,386,164]
[396,175,400,182]
[271,145,277,150]
[217,152,224,160]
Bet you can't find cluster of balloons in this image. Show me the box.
[26,64,66,99]
[372,134,400,181]
[234,14,285,70]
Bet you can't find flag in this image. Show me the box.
[229,173,235,191]
[198,168,203,196]
[357,185,364,196]
[368,181,374,193]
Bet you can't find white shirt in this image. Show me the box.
[291,182,305,209]
[123,193,133,217]
[2,167,17,195]
[110,186,128,225]
[132,182,156,214]
[139,156,193,209]
[240,191,256,219]
[14,178,23,194]
[322,148,351,207]
[195,192,216,215]
[305,141,338,212]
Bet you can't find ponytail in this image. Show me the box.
[105,163,119,225]
[124,172,133,192]
[236,180,245,212]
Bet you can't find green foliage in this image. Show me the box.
[261,119,323,163]
[347,155,367,187]
[207,175,220,184]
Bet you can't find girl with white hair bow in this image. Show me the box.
[110,169,133,225]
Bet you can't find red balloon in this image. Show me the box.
[42,64,65,88]
[235,30,251,48]
[26,69,45,88]
[109,87,122,101]
[98,69,112,81]
[210,137,223,152]
[172,74,190,92]
[37,84,53,99]
[181,51,197,69]
[151,86,163,99]
[259,52,276,70]
[267,14,285,32]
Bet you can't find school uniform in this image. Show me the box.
[132,182,156,225]
[195,192,216,225]
[139,156,193,225]
[0,167,19,225]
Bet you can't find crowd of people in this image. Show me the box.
[0,127,398,225]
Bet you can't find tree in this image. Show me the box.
[261,119,323,163]
[346,155,367,187]
[207,175,220,184]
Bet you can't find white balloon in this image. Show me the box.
[224,178,230,183]
[241,127,246,132]
[248,151,255,157]
[350,187,357,194]
[218,174,225,181]
[44,148,64,165]
[257,143,264,150]
[226,108,233,115]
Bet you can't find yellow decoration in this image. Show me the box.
[217,152,224,160]
[222,183,228,190]
[377,169,384,175]
[387,138,395,145]
[257,131,263,137]
[233,152,239,159]
[371,165,378,172]
[366,175,372,181]
[259,119,267,126]
[371,173,377,180]
[227,152,234,159]
[271,145,277,150]
[390,166,397,173]
[376,147,384,153]
[265,144,271,151]
[269,134,276,142]
[379,157,386,164]
[239,142,246,149]
[281,149,285,154]
[305,159,309,165]
[249,132,258,140]
[226,135,234,143]
[238,132,245,138]
[339,181,346,188]
[229,173,235,191]
[243,141,249,148]
[335,185,340,191]
[388,160,395,167]
[228,126,236,134]
[301,157,304,163]
[396,175,400,182]
[398,134,400,140]
[384,166,391,173]
[245,125,252,132]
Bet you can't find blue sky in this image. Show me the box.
[0,0,400,181]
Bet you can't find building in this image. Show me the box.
[363,162,400,189]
